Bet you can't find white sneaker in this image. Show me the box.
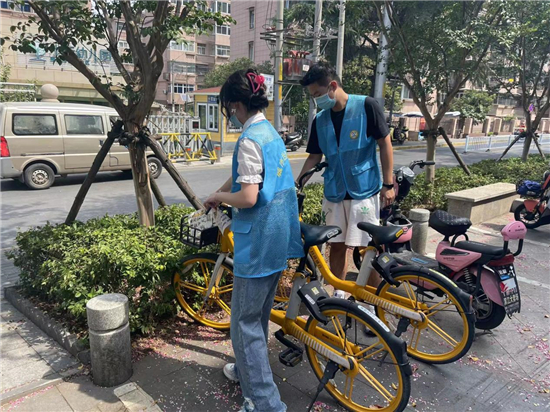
[223,363,239,382]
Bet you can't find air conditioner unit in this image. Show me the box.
[163,90,167,95]
[163,73,170,80]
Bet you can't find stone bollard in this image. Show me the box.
[409,208,431,256]
[86,294,132,387]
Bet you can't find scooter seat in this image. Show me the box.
[429,210,472,237]
[357,222,403,246]
[454,240,505,257]
[300,222,342,250]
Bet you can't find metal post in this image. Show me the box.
[335,0,346,80]
[170,61,175,113]
[463,134,470,153]
[374,2,391,108]
[274,0,284,132]
[487,135,493,152]
[307,0,323,137]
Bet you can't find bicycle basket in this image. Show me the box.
[516,179,542,198]
[179,211,219,248]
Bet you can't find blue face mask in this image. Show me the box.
[315,89,336,110]
[230,114,243,128]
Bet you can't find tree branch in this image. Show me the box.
[28,1,126,115]
[120,1,152,75]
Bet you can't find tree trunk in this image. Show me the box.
[438,127,471,176]
[143,134,204,210]
[65,134,115,225]
[521,115,533,161]
[497,134,522,162]
[128,140,155,226]
[425,136,436,183]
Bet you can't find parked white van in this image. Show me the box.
[0,102,162,189]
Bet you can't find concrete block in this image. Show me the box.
[86,294,129,331]
[89,323,132,387]
[511,198,524,212]
[446,183,518,225]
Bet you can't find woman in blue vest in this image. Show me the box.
[204,69,303,412]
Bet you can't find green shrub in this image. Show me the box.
[301,183,325,225]
[7,205,194,335]
[402,155,547,211]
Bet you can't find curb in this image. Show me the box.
[286,141,467,160]
[4,287,91,364]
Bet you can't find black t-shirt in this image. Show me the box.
[306,96,389,199]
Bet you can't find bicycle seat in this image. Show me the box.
[429,210,472,237]
[300,222,342,250]
[357,222,403,246]
[454,241,505,257]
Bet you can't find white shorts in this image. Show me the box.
[322,196,380,247]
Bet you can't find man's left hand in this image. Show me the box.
[380,187,395,208]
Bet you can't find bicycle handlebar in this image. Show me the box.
[408,160,435,171]
[298,162,328,190]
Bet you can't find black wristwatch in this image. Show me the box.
[382,183,394,189]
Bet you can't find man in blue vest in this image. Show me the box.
[297,62,395,297]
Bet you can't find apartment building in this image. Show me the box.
[155,1,233,111]
[1,1,232,111]
[229,0,274,65]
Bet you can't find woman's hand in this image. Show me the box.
[204,193,221,210]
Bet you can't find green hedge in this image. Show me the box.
[401,155,548,211]
[7,205,194,335]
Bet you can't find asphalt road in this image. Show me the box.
[1,144,548,250]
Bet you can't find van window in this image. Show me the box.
[65,115,104,135]
[13,114,58,135]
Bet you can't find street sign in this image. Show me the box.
[262,74,274,101]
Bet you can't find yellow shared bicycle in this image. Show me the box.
[173,207,412,411]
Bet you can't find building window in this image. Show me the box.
[401,84,412,100]
[208,104,219,131]
[216,45,230,57]
[1,1,31,12]
[249,8,255,29]
[248,42,254,61]
[216,1,230,14]
[197,43,207,55]
[116,22,126,32]
[497,94,517,107]
[170,40,195,52]
[172,62,196,74]
[216,24,231,36]
[117,41,129,50]
[172,84,195,94]
[197,65,209,76]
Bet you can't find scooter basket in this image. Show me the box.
[516,180,542,198]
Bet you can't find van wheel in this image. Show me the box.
[24,163,55,190]
[147,157,162,179]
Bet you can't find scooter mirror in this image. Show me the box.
[501,221,527,241]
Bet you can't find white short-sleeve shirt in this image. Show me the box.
[236,113,267,184]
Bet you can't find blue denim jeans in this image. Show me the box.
[231,271,286,412]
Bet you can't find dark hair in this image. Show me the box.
[219,68,269,119]
[300,61,341,87]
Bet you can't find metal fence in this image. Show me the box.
[463,134,550,153]
[147,113,191,135]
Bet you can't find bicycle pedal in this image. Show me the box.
[279,347,303,367]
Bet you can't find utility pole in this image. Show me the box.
[308,0,323,137]
[374,2,391,109]
[335,0,346,79]
[274,0,284,131]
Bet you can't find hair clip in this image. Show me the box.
[246,72,265,94]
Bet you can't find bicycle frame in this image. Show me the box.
[204,222,355,371]
[307,245,425,323]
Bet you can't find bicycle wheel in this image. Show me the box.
[305,300,411,412]
[172,253,233,330]
[375,268,475,364]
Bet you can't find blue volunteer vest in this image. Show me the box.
[316,94,381,202]
[231,120,304,278]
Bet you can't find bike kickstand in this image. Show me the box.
[378,317,410,366]
[307,361,340,412]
